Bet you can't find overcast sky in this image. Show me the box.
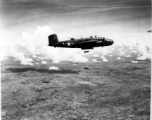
[0,0,151,41]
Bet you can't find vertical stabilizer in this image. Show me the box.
[48,34,58,46]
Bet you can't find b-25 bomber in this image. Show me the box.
[48,34,113,52]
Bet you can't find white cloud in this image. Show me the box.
[131,50,137,53]
[0,50,7,61]
[136,56,147,60]
[111,36,151,60]
[21,60,33,66]
[1,26,88,64]
[9,47,33,65]
[93,54,99,57]
[1,26,151,64]
[119,51,125,56]
[49,66,60,70]
[101,56,108,62]
[131,61,138,63]
[92,47,112,56]
[41,61,47,64]
[125,55,131,57]
[117,57,121,60]
[136,40,151,60]
[102,48,112,55]
[93,59,98,62]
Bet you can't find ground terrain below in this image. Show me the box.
[1,59,151,120]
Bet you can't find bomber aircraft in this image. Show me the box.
[48,34,114,52]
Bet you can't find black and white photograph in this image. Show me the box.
[0,0,151,120]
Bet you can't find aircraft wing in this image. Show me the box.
[78,40,97,49]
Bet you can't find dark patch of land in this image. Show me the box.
[6,68,79,74]
[1,59,151,120]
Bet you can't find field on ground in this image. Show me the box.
[1,59,151,120]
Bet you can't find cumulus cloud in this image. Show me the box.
[119,51,125,56]
[125,55,131,57]
[101,56,108,62]
[131,61,138,63]
[93,54,99,57]
[93,59,98,62]
[1,26,151,64]
[131,50,137,54]
[41,61,47,64]
[136,40,151,60]
[117,57,122,60]
[113,36,151,60]
[49,66,60,70]
[136,56,147,60]
[21,59,33,66]
[1,26,88,64]
[0,50,7,61]
[102,48,112,55]
[9,47,33,65]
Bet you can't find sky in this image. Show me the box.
[0,0,151,64]
[1,0,151,35]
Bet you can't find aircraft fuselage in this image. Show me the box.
[48,34,114,50]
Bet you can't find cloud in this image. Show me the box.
[1,26,151,64]
[93,59,98,62]
[41,61,47,64]
[9,47,33,65]
[118,50,126,56]
[136,40,151,60]
[0,50,7,61]
[113,38,151,60]
[136,56,147,60]
[101,56,108,62]
[102,48,112,55]
[93,54,99,57]
[117,57,122,60]
[21,60,33,66]
[125,55,131,57]
[49,66,60,70]
[1,26,88,64]
[131,61,138,63]
[131,50,137,53]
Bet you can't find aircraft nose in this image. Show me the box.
[111,40,114,44]
[107,39,114,45]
